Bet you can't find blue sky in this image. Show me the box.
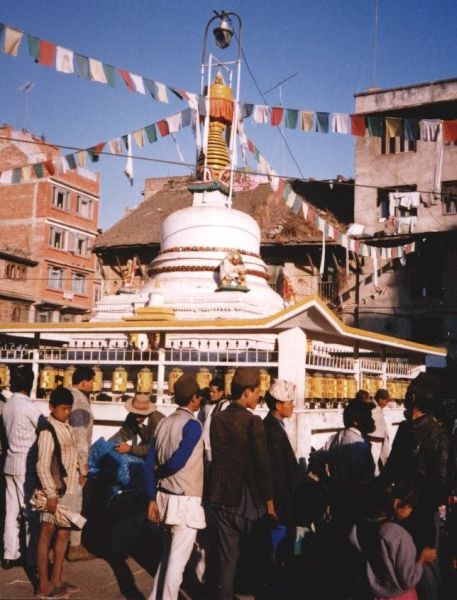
[1,0,457,229]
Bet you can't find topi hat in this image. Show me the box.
[174,373,200,400]
[268,379,296,403]
[124,394,156,415]
[231,367,260,388]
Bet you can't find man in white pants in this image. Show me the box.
[145,373,205,600]
[2,365,44,573]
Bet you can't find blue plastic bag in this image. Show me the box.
[89,437,145,489]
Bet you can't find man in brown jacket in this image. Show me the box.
[209,367,276,599]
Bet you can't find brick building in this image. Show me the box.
[0,126,100,323]
[344,79,457,349]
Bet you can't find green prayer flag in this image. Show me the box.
[33,163,43,178]
[27,34,39,59]
[285,109,298,129]
[367,116,385,137]
[145,124,157,143]
[102,63,116,87]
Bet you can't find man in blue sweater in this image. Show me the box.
[145,373,205,600]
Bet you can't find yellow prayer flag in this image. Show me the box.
[385,117,402,138]
[133,129,145,148]
[300,111,313,131]
[76,151,86,167]
[2,27,24,57]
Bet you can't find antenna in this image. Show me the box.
[18,81,36,131]
[371,0,379,87]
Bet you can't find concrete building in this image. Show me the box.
[0,126,101,323]
[347,79,457,350]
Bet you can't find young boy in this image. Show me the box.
[36,387,83,599]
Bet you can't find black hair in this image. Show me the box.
[72,366,95,385]
[264,390,279,412]
[49,386,74,407]
[355,389,370,402]
[405,372,443,415]
[209,378,224,391]
[10,364,34,394]
[343,398,375,435]
[362,480,417,519]
[375,388,390,402]
[231,382,258,401]
[175,392,200,407]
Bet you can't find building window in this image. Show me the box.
[72,272,87,294]
[76,195,93,219]
[441,181,457,215]
[377,185,417,222]
[49,226,66,250]
[94,286,101,303]
[74,235,89,257]
[381,135,416,155]
[36,311,50,323]
[60,313,74,323]
[52,187,70,211]
[5,262,27,281]
[48,266,64,289]
[11,304,27,322]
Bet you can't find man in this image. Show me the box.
[2,365,44,572]
[358,388,390,475]
[110,393,165,457]
[381,372,449,600]
[145,372,205,600]
[209,367,276,600]
[67,365,95,561]
[202,378,229,463]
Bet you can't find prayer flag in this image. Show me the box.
[285,109,298,129]
[144,124,157,143]
[270,107,284,126]
[252,105,269,124]
[157,119,170,137]
[56,46,74,73]
[181,108,192,128]
[350,115,365,136]
[316,112,329,133]
[292,195,302,214]
[76,151,86,167]
[443,119,457,142]
[154,81,169,103]
[133,129,145,148]
[12,168,22,184]
[66,154,77,170]
[124,133,133,185]
[240,103,254,120]
[118,69,135,92]
[75,54,90,79]
[300,111,313,131]
[89,58,107,83]
[2,27,23,56]
[38,40,56,66]
[331,113,349,134]
[385,117,401,138]
[87,143,105,162]
[22,165,32,181]
[27,34,39,60]
[33,163,43,178]
[130,73,146,94]
[109,138,122,155]
[103,64,116,87]
[403,119,420,141]
[43,159,55,175]
[367,116,385,137]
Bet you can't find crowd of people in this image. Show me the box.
[0,363,456,600]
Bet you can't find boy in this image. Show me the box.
[36,387,83,599]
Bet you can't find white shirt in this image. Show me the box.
[2,392,44,476]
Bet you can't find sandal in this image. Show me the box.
[36,587,69,599]
[56,581,80,595]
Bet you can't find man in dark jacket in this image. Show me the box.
[209,367,277,600]
[381,372,449,600]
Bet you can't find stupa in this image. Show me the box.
[93,72,285,328]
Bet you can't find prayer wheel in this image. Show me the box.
[137,367,153,394]
[347,375,357,400]
[373,376,383,395]
[335,374,347,400]
[305,373,313,400]
[310,372,323,400]
[92,366,103,393]
[63,365,75,388]
[326,373,337,400]
[111,366,128,393]
[39,365,55,390]
[259,369,271,397]
[196,367,212,390]
[0,364,10,388]
[386,379,395,400]
[361,375,372,396]
[168,367,183,394]
[224,368,236,397]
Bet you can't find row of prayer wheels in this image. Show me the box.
[305,371,409,401]
[168,367,271,397]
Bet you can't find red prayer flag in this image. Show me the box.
[443,120,457,142]
[276,178,286,198]
[38,40,56,66]
[247,139,255,153]
[43,159,55,175]
[157,119,170,137]
[350,115,366,137]
[306,206,314,223]
[271,107,284,126]
[118,69,136,92]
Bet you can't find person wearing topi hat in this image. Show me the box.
[263,379,302,592]
[208,367,277,599]
[145,372,205,600]
[110,393,165,458]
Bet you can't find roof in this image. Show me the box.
[94,181,348,251]
[354,76,457,98]
[0,295,446,357]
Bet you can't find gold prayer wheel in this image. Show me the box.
[137,367,153,394]
[0,364,10,388]
[63,365,75,388]
[92,366,103,392]
[39,365,55,390]
[386,379,395,400]
[373,376,383,395]
[259,369,271,397]
[326,373,337,400]
[347,375,357,400]
[361,375,372,396]
[168,367,183,394]
[111,366,128,393]
[224,368,236,397]
[305,374,313,400]
[310,372,323,400]
[335,374,347,400]
[196,367,212,390]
